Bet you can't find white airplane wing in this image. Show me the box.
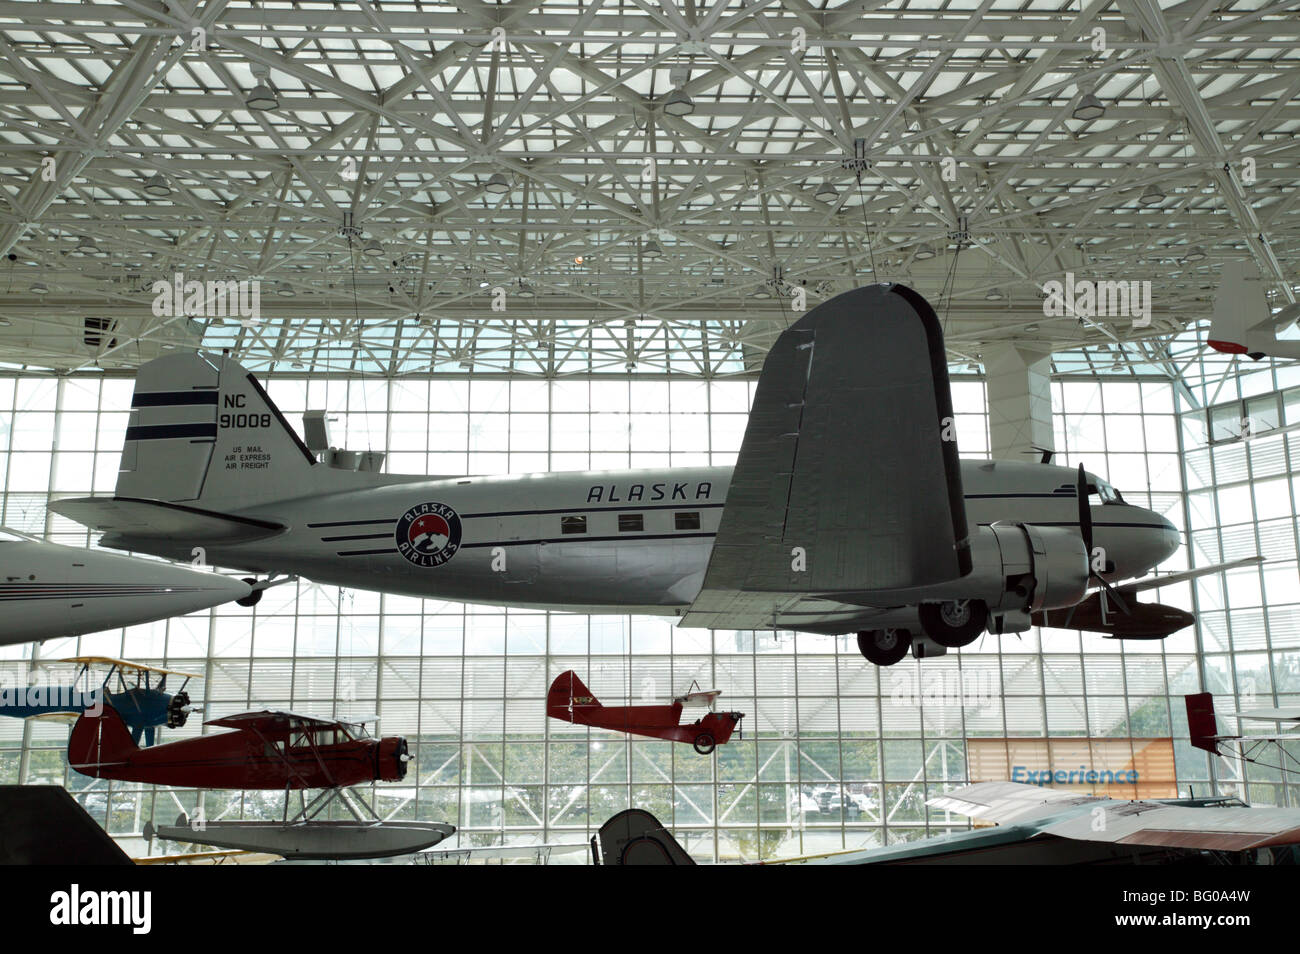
[1117,555,1264,594]
[927,781,1099,825]
[929,781,1300,851]
[681,284,972,631]
[1039,804,1300,851]
[1230,707,1300,722]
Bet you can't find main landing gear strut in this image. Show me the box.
[857,600,991,666]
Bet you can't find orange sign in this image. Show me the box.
[965,737,1177,800]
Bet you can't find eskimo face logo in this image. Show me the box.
[395,502,462,567]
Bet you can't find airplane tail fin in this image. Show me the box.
[115,351,323,510]
[67,703,139,777]
[1208,261,1267,358]
[595,809,696,865]
[1185,692,1223,754]
[547,671,601,722]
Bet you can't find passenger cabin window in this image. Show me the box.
[675,512,701,531]
[618,513,644,532]
[561,515,587,534]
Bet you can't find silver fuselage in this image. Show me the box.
[170,459,1179,620]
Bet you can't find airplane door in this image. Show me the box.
[498,508,538,584]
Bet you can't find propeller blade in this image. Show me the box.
[1095,577,1132,616]
[1076,463,1093,556]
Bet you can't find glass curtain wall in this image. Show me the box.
[0,369,1244,860]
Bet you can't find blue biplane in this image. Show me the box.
[0,656,200,746]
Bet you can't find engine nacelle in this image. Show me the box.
[967,523,1090,614]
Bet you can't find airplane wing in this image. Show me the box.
[929,781,1300,852]
[205,710,342,731]
[1039,803,1300,851]
[50,496,286,545]
[1230,707,1300,722]
[59,656,204,680]
[1117,555,1264,594]
[674,689,723,706]
[680,284,971,631]
[927,781,1099,825]
[419,843,588,862]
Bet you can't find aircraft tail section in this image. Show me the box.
[595,809,696,865]
[115,351,322,510]
[1208,261,1265,357]
[1185,692,1223,754]
[547,670,601,722]
[68,703,139,778]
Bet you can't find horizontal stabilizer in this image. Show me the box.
[51,496,285,544]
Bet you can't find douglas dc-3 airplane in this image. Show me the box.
[54,284,1239,665]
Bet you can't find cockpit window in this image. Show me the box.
[1087,481,1124,505]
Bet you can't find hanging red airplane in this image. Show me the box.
[547,670,743,754]
[68,703,453,859]
[69,703,408,789]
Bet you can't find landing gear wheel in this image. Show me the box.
[918,600,987,648]
[235,578,263,608]
[693,733,716,755]
[857,629,911,666]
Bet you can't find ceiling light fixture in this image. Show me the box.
[663,86,695,117]
[484,172,511,195]
[815,179,838,201]
[1073,89,1105,122]
[914,243,936,261]
[1139,184,1165,206]
[245,62,277,110]
[142,173,170,198]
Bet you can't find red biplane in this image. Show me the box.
[69,704,453,859]
[547,671,743,754]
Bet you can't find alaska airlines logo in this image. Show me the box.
[395,502,462,567]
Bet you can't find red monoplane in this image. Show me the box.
[68,703,408,789]
[547,671,743,754]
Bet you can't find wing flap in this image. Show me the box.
[682,284,970,631]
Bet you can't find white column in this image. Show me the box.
[984,344,1054,461]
